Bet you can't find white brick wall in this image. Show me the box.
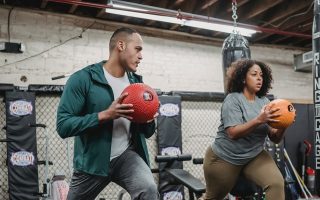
[0,7,312,101]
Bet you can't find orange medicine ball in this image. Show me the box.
[121,83,159,123]
[267,99,296,129]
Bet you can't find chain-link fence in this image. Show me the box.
[0,92,223,200]
[0,96,9,200]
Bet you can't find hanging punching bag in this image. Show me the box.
[313,0,320,194]
[222,33,251,92]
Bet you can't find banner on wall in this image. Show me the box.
[313,0,320,194]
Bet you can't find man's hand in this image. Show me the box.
[98,93,134,122]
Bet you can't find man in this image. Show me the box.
[56,27,158,200]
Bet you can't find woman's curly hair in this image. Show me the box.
[226,59,273,97]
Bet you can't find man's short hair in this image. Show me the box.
[109,27,139,52]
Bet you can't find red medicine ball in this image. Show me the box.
[121,83,159,123]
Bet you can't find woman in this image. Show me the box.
[203,59,285,200]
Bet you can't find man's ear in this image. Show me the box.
[117,40,126,51]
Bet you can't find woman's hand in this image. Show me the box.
[268,127,287,144]
[256,105,281,124]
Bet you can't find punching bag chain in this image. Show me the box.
[232,0,238,31]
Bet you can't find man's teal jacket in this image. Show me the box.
[56,61,155,176]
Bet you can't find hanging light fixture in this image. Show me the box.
[106,0,257,37]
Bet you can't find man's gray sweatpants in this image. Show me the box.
[67,147,159,200]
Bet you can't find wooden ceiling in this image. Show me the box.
[1,0,314,49]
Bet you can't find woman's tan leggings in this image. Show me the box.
[203,147,284,200]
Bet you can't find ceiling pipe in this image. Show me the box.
[47,0,312,39]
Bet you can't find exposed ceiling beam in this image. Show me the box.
[168,0,185,9]
[241,0,284,20]
[122,16,131,22]
[170,24,181,30]
[191,28,201,34]
[41,0,49,9]
[193,0,218,15]
[146,20,156,26]
[253,13,313,42]
[291,37,311,46]
[143,0,154,6]
[95,0,110,18]
[213,32,228,40]
[96,9,106,18]
[305,43,312,48]
[201,0,219,10]
[212,0,251,21]
[212,32,224,37]
[43,0,312,39]
[270,35,291,44]
[276,30,312,45]
[272,36,310,45]
[183,0,197,13]
[153,0,170,9]
[226,0,251,13]
[144,0,170,26]
[1,0,312,50]
[175,0,185,5]
[261,1,312,27]
[68,0,81,14]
